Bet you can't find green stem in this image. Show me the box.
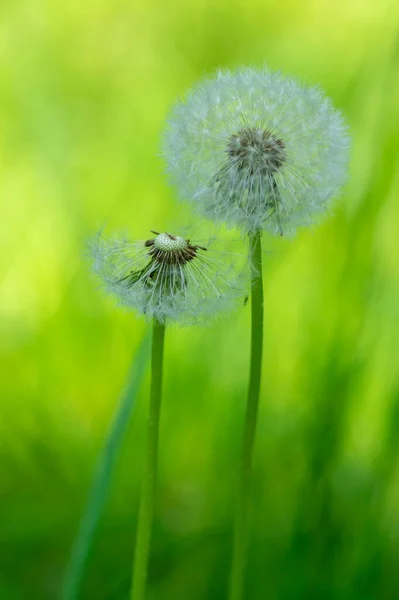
[130,319,166,600]
[229,229,264,600]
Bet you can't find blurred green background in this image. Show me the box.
[1,0,399,598]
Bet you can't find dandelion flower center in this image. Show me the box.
[146,232,205,266]
[226,127,286,174]
[153,232,188,252]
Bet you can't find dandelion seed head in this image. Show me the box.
[153,232,188,252]
[91,230,246,325]
[163,66,350,234]
[226,127,286,175]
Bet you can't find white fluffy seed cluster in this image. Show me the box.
[162,66,350,234]
[91,233,245,325]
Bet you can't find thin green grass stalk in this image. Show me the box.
[131,319,166,600]
[60,331,151,600]
[229,229,264,600]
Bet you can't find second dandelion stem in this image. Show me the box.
[131,319,165,600]
[229,229,264,600]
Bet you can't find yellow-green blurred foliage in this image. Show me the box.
[1,0,399,598]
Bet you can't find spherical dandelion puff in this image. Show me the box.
[92,230,244,325]
[163,65,350,600]
[163,66,350,235]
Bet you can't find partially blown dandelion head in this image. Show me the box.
[163,66,350,234]
[92,230,244,324]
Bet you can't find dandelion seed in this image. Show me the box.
[163,66,350,234]
[92,230,244,325]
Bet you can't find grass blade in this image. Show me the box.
[60,331,151,600]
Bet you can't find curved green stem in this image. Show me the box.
[130,319,166,600]
[229,229,264,600]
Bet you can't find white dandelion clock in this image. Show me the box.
[163,65,351,600]
[92,230,244,325]
[163,66,350,234]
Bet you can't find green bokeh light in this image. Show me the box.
[1,1,399,598]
